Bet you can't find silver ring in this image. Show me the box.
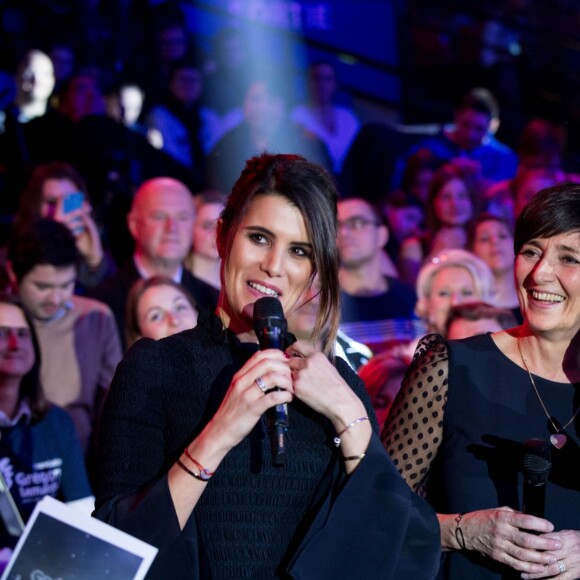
[255,376,268,393]
[558,560,566,574]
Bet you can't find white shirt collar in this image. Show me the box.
[133,254,183,283]
[0,399,32,427]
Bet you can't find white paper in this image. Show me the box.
[1,496,157,580]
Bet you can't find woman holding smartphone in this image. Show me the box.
[12,161,116,291]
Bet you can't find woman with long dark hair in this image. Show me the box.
[95,153,440,579]
[13,161,116,291]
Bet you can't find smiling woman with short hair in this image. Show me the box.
[383,183,580,579]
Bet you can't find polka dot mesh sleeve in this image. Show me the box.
[381,333,449,495]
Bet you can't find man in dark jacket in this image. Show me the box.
[90,176,218,350]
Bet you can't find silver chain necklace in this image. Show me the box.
[517,338,580,449]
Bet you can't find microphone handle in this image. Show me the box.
[269,403,288,466]
[523,482,546,519]
[255,327,289,466]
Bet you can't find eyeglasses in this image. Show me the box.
[0,327,32,340]
[338,216,381,231]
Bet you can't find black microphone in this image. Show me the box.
[253,296,289,466]
[522,438,552,518]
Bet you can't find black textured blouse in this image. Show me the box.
[96,308,378,579]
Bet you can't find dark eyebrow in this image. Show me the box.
[143,305,162,317]
[525,238,580,255]
[32,277,76,287]
[245,225,313,249]
[245,225,272,235]
[559,244,580,255]
[523,239,542,250]
[342,214,375,221]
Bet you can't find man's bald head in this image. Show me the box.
[128,177,195,272]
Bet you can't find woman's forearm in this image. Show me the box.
[167,419,232,529]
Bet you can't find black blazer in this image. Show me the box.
[89,258,219,351]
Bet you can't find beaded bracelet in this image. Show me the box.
[333,416,369,447]
[454,513,466,550]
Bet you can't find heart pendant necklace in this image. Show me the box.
[517,338,579,449]
[549,433,567,450]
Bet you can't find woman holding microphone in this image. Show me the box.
[95,153,440,579]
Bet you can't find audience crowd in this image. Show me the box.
[0,1,579,575]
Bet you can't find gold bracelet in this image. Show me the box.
[333,416,369,447]
[343,453,366,461]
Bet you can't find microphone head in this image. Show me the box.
[522,438,552,486]
[252,296,287,333]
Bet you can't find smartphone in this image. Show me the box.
[62,192,86,235]
[62,191,85,214]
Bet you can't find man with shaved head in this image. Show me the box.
[91,177,219,349]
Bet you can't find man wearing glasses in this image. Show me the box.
[337,197,423,355]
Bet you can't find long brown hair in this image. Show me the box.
[14,161,89,232]
[425,161,482,234]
